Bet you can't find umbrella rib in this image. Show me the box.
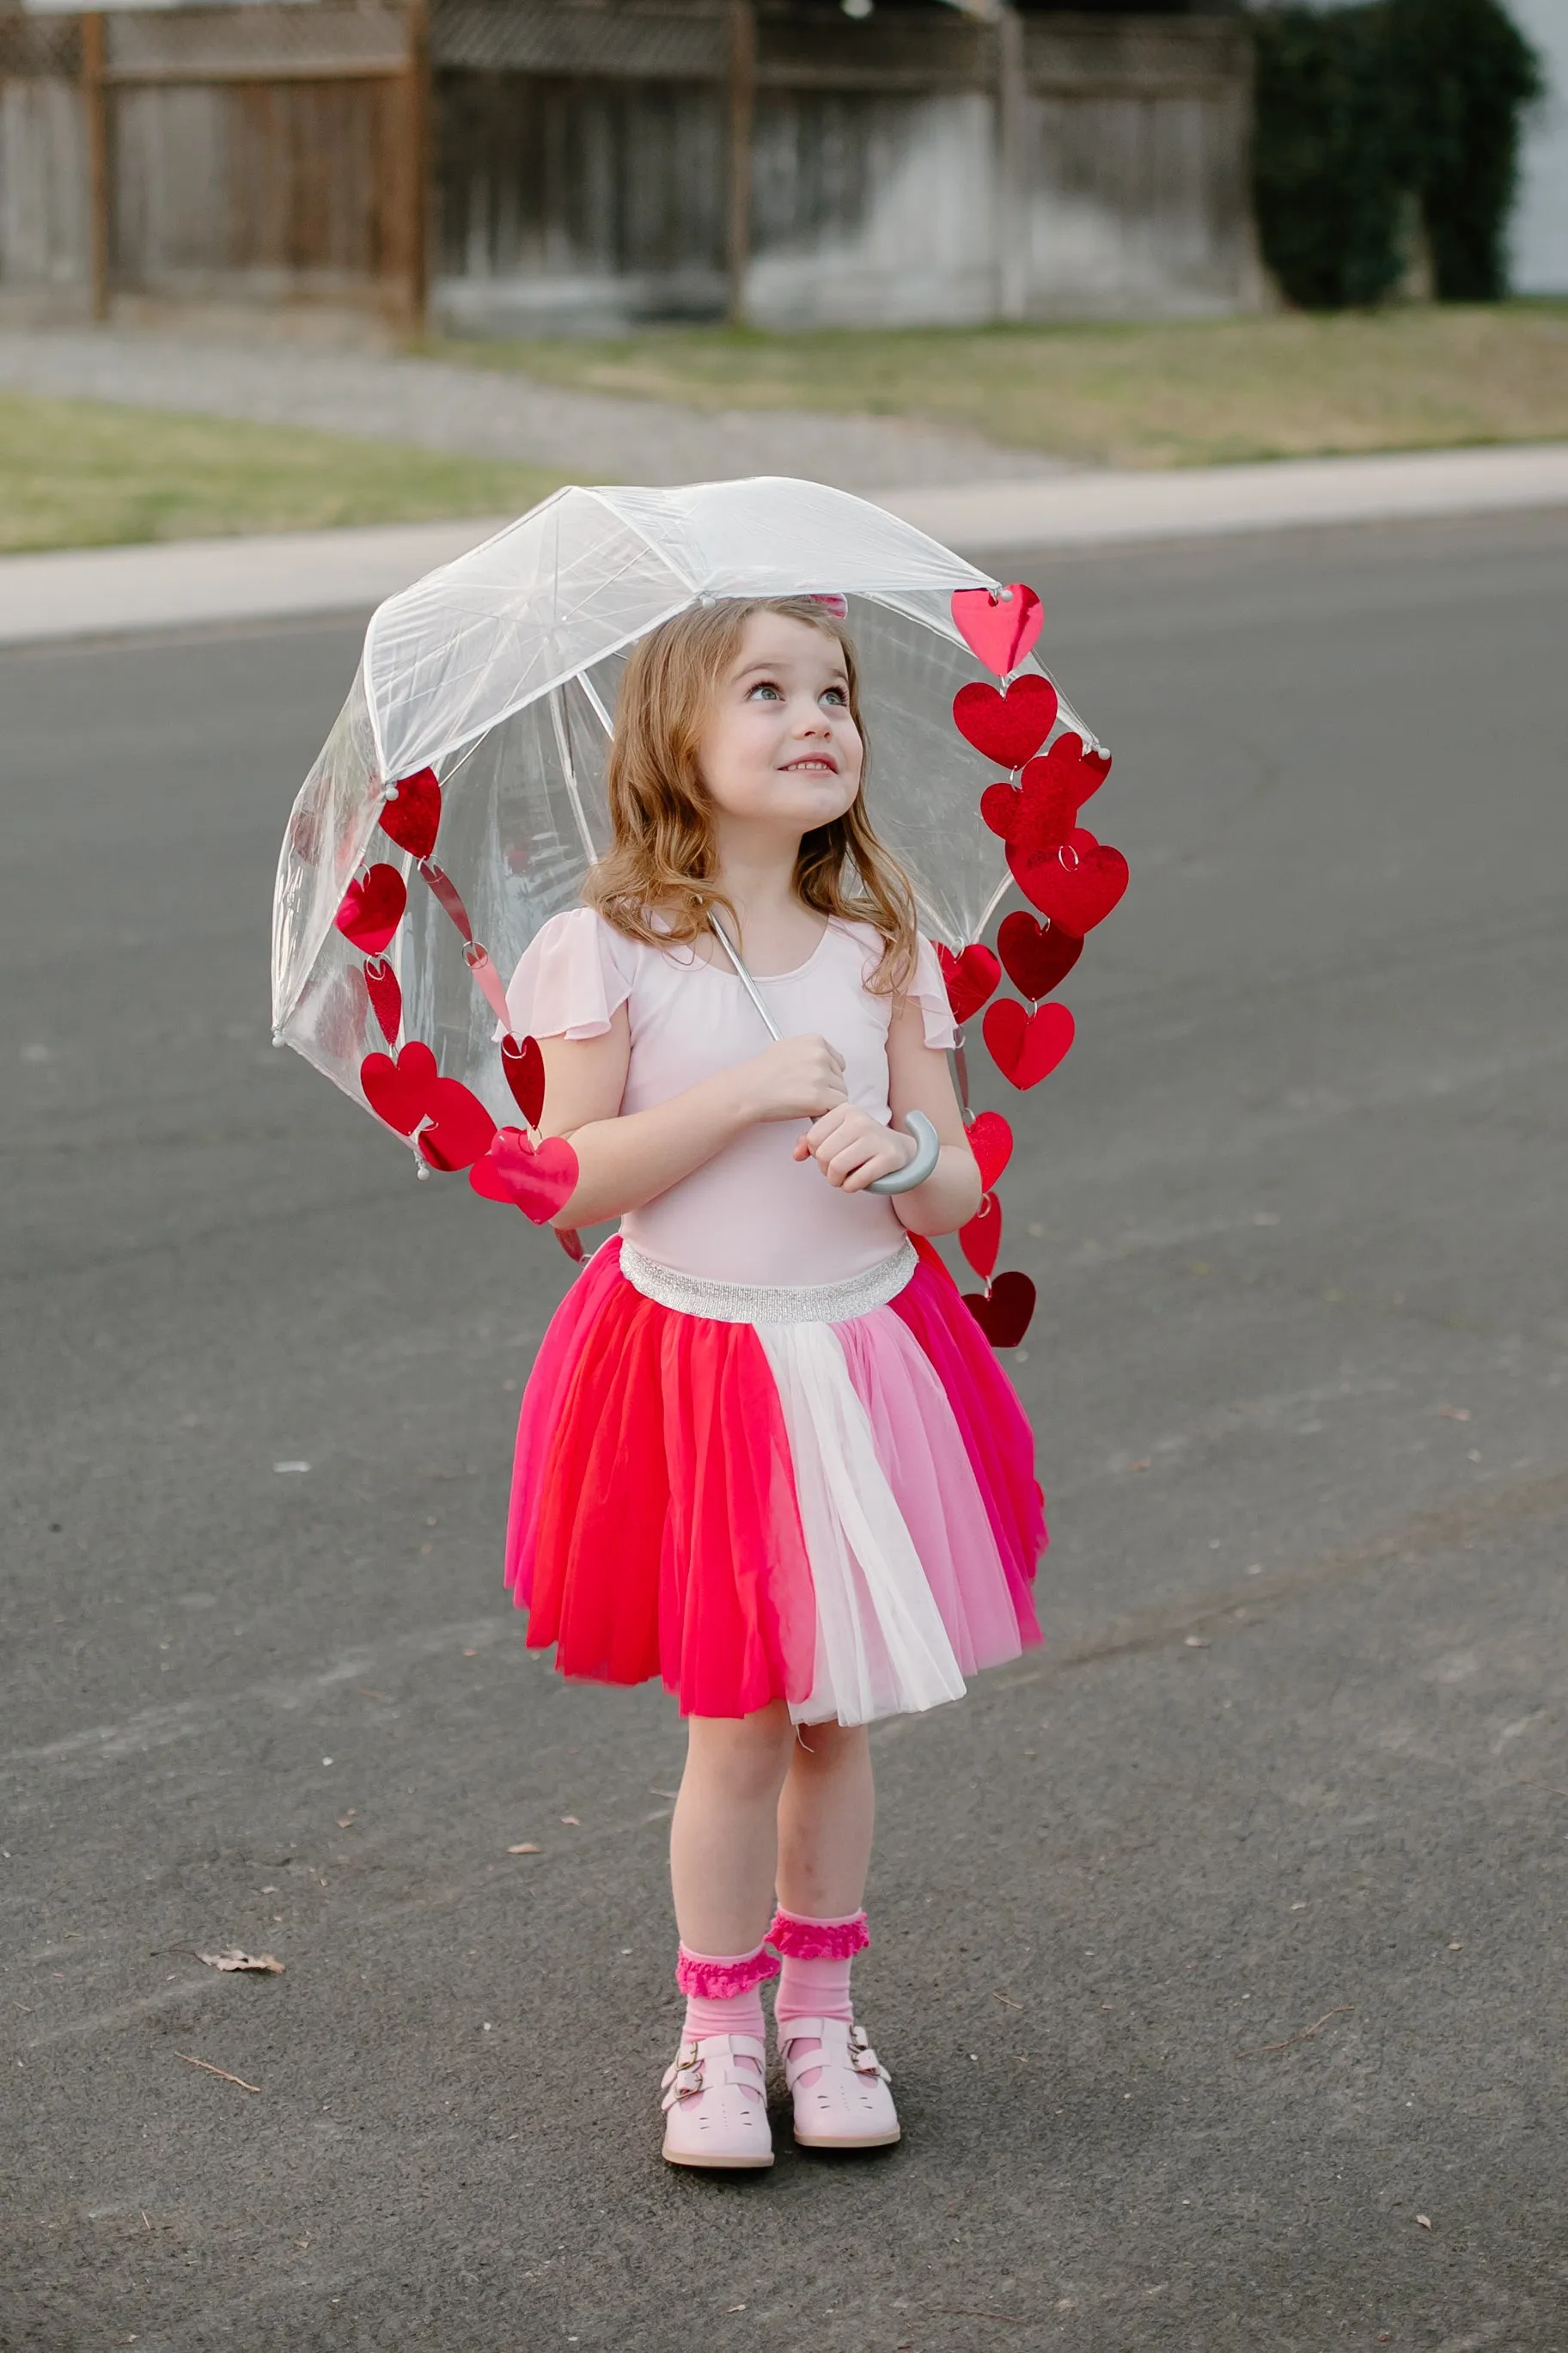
[548,689,601,869]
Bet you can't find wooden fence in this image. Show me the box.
[433,4,1259,329]
[0,1,1260,332]
[0,3,424,321]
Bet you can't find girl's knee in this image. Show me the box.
[789,1718,869,1771]
[685,1703,796,1800]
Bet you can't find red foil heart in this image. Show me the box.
[997,912,1083,1002]
[363,956,402,1044]
[979,781,1019,841]
[416,1079,497,1173]
[469,1127,580,1224]
[964,1269,1036,1349]
[965,1109,1014,1194]
[1013,734,1103,857]
[501,1033,546,1128]
[1080,744,1113,797]
[959,1190,1003,1280]
[952,675,1059,770]
[361,1040,436,1134]
[379,768,442,861]
[982,998,1076,1090]
[950,584,1042,678]
[937,943,1001,1024]
[335,864,407,956]
[1010,828,1129,934]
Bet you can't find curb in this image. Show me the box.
[2,443,1565,647]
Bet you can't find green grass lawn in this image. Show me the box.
[436,303,1568,470]
[0,394,566,555]
[5,306,1565,554]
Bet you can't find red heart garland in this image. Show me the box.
[501,1033,546,1128]
[416,1079,497,1173]
[952,675,1059,771]
[469,1127,580,1225]
[964,1269,1036,1349]
[981,737,1111,844]
[361,1040,436,1134]
[1013,733,1107,857]
[982,998,1076,1091]
[996,912,1083,1002]
[950,584,1042,678]
[965,1109,1014,1194]
[335,864,407,956]
[1010,827,1129,934]
[959,1190,1003,1280]
[379,767,442,862]
[937,943,1001,1024]
[363,956,402,1044]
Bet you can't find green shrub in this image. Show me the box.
[1248,0,1543,310]
[1251,6,1405,309]
[1387,0,1544,300]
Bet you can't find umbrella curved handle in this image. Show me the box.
[865,1109,943,1196]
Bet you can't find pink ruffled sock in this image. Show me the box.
[676,1940,778,2067]
[769,1908,869,2081]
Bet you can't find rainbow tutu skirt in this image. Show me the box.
[505,1234,1045,1726]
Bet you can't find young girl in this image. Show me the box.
[502,596,1044,2169]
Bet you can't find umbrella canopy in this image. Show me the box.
[272,476,1101,1145]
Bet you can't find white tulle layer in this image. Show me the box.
[753,1306,1022,1727]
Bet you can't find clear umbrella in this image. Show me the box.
[271,476,1103,1158]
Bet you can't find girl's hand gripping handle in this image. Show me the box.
[865,1109,942,1195]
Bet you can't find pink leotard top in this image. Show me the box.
[502,908,957,1287]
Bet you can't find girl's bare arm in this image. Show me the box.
[537,1010,848,1231]
[884,995,983,1237]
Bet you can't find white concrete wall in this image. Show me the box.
[1510,0,1568,294]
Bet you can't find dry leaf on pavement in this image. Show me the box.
[196,1948,284,1974]
[507,1843,541,1855]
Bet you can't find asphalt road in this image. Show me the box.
[3,510,1565,2353]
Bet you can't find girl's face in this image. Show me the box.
[696,612,863,842]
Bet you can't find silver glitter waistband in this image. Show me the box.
[618,1237,917,1326]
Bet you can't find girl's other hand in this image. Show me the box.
[740,1034,848,1123]
[795,1103,917,1192]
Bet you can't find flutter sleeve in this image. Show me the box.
[501,908,638,1042]
[907,934,959,1051]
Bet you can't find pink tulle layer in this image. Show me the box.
[505,1236,1045,1719]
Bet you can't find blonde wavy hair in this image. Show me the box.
[583,596,918,992]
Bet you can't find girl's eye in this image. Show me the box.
[821,688,847,707]
[747,681,784,701]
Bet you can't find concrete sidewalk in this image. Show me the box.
[3,441,1566,645]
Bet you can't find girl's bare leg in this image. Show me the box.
[775,1719,875,1919]
[669,1701,796,1955]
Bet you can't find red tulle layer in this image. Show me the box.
[505,1236,1045,1718]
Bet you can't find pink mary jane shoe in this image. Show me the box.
[660,2032,774,2170]
[781,2016,901,2151]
